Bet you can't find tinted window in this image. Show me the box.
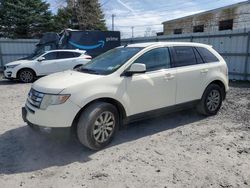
[173,46,197,67]
[196,47,219,63]
[57,52,75,59]
[193,48,204,64]
[74,52,82,57]
[134,47,171,72]
[43,52,57,60]
[81,47,142,75]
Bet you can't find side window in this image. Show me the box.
[57,52,76,59]
[193,48,204,64]
[172,46,197,67]
[133,47,171,72]
[196,47,219,63]
[43,52,57,60]
[74,52,82,57]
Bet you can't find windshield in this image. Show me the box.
[78,47,142,75]
[24,52,44,60]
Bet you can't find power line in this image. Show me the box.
[106,0,248,20]
[118,19,250,34]
[115,12,250,28]
[101,0,112,7]
[113,0,224,20]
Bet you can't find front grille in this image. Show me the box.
[27,88,44,108]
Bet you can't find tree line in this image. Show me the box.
[0,0,107,38]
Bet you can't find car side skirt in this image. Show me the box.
[124,100,200,124]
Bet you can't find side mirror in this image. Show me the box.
[124,63,146,76]
[37,57,45,62]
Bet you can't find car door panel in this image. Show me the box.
[36,52,59,75]
[175,64,207,104]
[124,47,177,115]
[57,52,84,71]
[171,46,208,104]
[125,69,177,115]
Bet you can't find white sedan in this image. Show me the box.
[3,49,91,83]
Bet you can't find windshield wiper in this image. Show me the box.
[80,68,100,75]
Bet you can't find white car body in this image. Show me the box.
[4,49,91,79]
[23,42,229,128]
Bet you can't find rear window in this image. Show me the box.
[196,47,219,63]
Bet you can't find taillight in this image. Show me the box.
[85,55,92,60]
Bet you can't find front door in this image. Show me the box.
[36,52,60,75]
[125,47,177,116]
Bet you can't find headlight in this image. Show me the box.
[6,64,20,69]
[40,94,70,110]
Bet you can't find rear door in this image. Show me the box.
[171,46,208,104]
[56,52,79,71]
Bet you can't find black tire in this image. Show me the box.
[18,69,35,83]
[27,122,40,131]
[197,84,223,116]
[77,102,119,150]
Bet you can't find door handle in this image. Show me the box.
[200,69,209,74]
[164,73,175,80]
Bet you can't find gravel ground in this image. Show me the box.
[0,80,249,188]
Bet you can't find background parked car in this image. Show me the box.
[3,49,91,83]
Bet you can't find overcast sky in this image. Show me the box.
[47,0,247,38]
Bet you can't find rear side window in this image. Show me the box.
[172,46,197,67]
[134,47,171,72]
[74,52,82,57]
[196,47,219,63]
[57,52,75,59]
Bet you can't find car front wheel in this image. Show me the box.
[77,102,119,150]
[18,69,35,83]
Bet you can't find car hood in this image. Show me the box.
[5,60,32,66]
[32,70,104,94]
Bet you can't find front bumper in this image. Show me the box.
[22,99,81,128]
[4,69,14,79]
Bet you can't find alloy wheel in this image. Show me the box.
[20,70,33,83]
[93,111,115,143]
[206,89,221,112]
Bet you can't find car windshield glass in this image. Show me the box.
[78,47,142,75]
[27,53,44,60]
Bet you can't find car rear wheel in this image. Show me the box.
[18,69,35,83]
[197,84,223,116]
[77,102,119,150]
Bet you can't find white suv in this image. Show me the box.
[4,49,91,83]
[22,42,229,150]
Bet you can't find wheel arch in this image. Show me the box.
[71,97,127,130]
[17,67,37,78]
[206,80,226,100]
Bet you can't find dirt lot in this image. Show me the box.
[0,80,249,188]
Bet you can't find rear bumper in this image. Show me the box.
[22,99,81,128]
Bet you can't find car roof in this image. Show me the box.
[125,42,212,48]
[45,49,86,53]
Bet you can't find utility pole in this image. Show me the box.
[112,14,115,31]
[131,26,134,38]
